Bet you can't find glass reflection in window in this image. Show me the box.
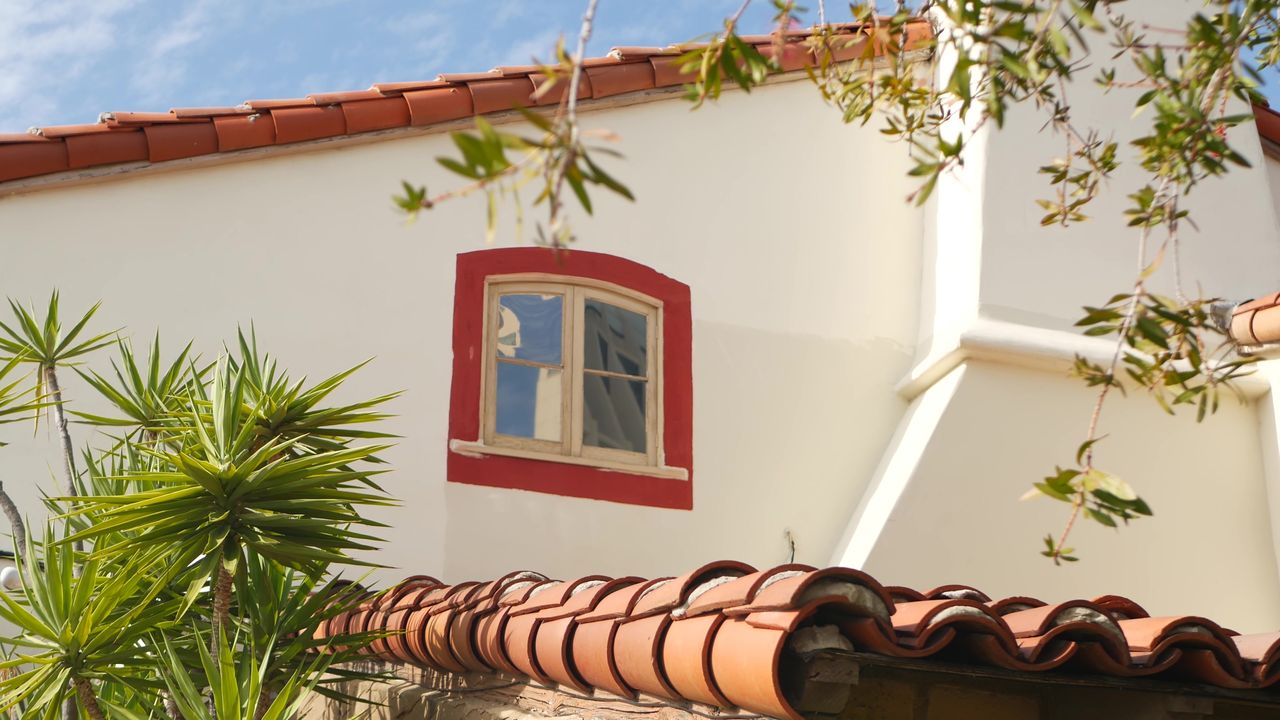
[494,293,563,442]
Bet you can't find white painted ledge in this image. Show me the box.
[896,317,1271,401]
[449,439,689,480]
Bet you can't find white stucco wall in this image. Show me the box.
[0,77,922,584]
[2,8,1280,634]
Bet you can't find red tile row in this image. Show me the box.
[315,561,1280,720]
[0,21,932,185]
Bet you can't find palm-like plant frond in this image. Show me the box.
[231,328,400,457]
[73,334,205,435]
[0,292,117,367]
[159,627,330,720]
[236,554,388,703]
[0,525,177,717]
[64,356,394,583]
[0,354,47,447]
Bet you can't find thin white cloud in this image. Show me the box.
[0,0,139,130]
[131,0,222,105]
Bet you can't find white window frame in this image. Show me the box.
[470,272,668,473]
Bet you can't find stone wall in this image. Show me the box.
[303,659,1280,720]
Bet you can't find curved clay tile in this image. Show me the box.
[572,580,668,699]
[891,599,1014,653]
[709,597,860,720]
[611,563,755,699]
[474,578,556,675]
[924,584,992,603]
[1234,632,1280,684]
[683,564,815,618]
[504,576,611,683]
[368,577,440,659]
[884,585,927,603]
[729,567,894,621]
[1120,616,1248,685]
[988,596,1047,616]
[664,612,732,707]
[630,560,755,618]
[532,577,645,692]
[424,582,484,673]
[1091,595,1150,621]
[382,586,438,664]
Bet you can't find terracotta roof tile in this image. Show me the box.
[0,132,47,144]
[271,105,346,144]
[36,123,116,138]
[144,123,218,163]
[466,77,536,115]
[104,111,194,125]
[340,97,412,134]
[404,87,474,126]
[65,131,148,169]
[212,114,276,151]
[2,20,932,188]
[307,89,384,105]
[584,62,656,99]
[170,106,253,118]
[313,562,1280,719]
[0,142,69,182]
[1232,291,1280,345]
[369,80,449,95]
[244,98,315,110]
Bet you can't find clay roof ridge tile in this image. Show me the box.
[627,560,756,620]
[682,565,816,618]
[925,584,992,603]
[729,567,895,622]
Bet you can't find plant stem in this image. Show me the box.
[44,366,84,564]
[72,678,103,720]
[164,693,184,720]
[43,367,78,500]
[211,564,233,657]
[0,482,24,552]
[254,688,277,720]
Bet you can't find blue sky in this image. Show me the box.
[4,1,1277,134]
[0,0,791,133]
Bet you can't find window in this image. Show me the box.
[448,248,692,509]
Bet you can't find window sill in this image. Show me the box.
[449,440,689,481]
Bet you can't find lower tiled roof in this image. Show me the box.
[315,561,1280,720]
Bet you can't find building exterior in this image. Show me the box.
[3,2,1280,715]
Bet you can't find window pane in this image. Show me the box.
[497,294,563,364]
[583,299,647,377]
[495,362,562,441]
[582,374,646,453]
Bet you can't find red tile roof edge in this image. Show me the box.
[1255,102,1280,148]
[320,561,1280,720]
[0,21,933,189]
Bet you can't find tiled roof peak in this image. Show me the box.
[0,21,932,188]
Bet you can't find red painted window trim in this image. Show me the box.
[448,247,693,510]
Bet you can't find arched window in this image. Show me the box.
[448,248,692,509]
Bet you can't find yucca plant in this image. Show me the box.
[0,526,179,720]
[0,297,398,720]
[64,355,394,649]
[73,335,204,442]
[230,328,399,458]
[0,293,116,500]
[157,629,330,720]
[235,553,387,709]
